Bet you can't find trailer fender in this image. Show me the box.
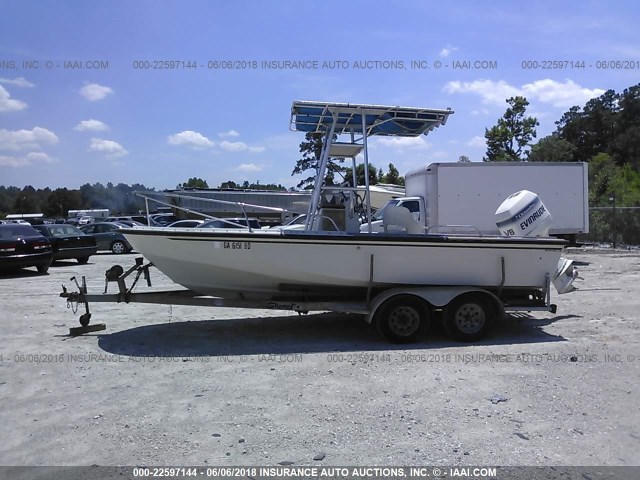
[366,287,504,324]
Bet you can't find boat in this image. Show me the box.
[121,101,573,301]
[121,227,566,299]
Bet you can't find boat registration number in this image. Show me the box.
[224,241,251,250]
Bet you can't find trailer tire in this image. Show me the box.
[443,293,494,342]
[79,313,91,327]
[374,295,429,343]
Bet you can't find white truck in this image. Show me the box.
[363,162,589,241]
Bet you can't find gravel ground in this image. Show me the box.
[0,249,639,467]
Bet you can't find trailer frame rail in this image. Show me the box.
[60,256,558,339]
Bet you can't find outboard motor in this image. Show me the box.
[495,190,552,237]
[495,190,579,294]
[553,257,579,294]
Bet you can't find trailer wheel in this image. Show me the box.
[79,313,91,327]
[374,295,429,343]
[443,293,494,342]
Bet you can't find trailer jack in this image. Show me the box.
[60,257,153,336]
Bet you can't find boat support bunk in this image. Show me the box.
[60,254,560,343]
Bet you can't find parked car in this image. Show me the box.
[151,213,177,226]
[103,215,158,226]
[5,219,31,225]
[77,216,94,225]
[32,224,97,264]
[106,219,145,227]
[131,215,159,225]
[0,224,53,273]
[166,219,205,228]
[197,218,261,229]
[79,222,133,254]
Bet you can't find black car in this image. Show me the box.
[32,224,98,264]
[0,224,53,273]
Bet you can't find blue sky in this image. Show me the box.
[0,0,638,189]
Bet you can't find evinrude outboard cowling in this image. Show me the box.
[495,190,579,294]
[495,190,553,237]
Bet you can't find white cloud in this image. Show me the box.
[0,77,35,88]
[74,119,109,132]
[374,136,432,150]
[219,140,265,153]
[527,110,551,119]
[79,83,113,101]
[0,151,55,167]
[443,79,605,108]
[467,135,486,148]
[443,80,521,106]
[439,45,459,57]
[0,85,28,112]
[219,129,240,138]
[0,127,58,151]
[521,79,605,108]
[167,131,264,153]
[26,151,55,163]
[471,109,490,116]
[89,138,128,158]
[0,155,29,167]
[236,163,265,172]
[167,130,215,149]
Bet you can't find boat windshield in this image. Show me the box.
[372,200,399,221]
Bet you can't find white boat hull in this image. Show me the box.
[123,228,566,299]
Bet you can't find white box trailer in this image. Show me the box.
[68,209,110,219]
[366,162,589,239]
[409,162,589,236]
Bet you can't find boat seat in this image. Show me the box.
[383,205,425,234]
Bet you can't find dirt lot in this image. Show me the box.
[0,249,639,467]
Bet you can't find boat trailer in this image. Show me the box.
[60,256,567,342]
